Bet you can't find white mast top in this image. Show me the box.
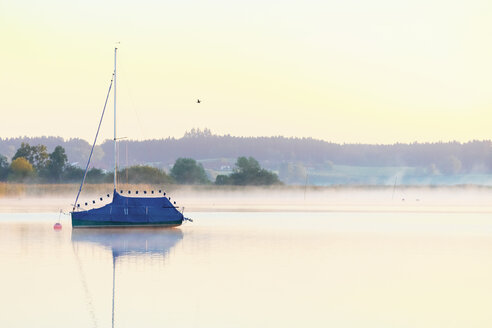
[113,47,117,191]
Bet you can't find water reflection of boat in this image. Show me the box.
[71,228,183,328]
[71,228,183,258]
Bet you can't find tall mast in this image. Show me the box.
[113,47,117,191]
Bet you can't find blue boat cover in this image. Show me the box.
[72,190,184,225]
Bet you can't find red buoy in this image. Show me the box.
[53,223,62,230]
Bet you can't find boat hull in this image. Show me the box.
[72,218,183,228]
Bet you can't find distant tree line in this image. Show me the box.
[1,132,492,175]
[0,142,279,185]
[2,131,492,175]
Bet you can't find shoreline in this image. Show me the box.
[1,182,492,195]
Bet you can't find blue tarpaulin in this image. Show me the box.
[72,190,184,227]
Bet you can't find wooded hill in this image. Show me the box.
[1,130,492,185]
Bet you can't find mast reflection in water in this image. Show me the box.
[71,228,183,328]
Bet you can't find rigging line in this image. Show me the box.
[73,74,114,212]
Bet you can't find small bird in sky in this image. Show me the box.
[197,99,201,104]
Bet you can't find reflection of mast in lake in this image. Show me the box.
[71,228,183,328]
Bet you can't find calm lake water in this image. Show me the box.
[2,210,492,328]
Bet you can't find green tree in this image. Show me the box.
[45,146,68,182]
[171,158,209,184]
[9,157,34,181]
[116,165,173,184]
[215,174,231,185]
[216,156,281,185]
[236,156,261,173]
[12,143,49,170]
[0,155,8,181]
[63,164,85,182]
[86,168,109,183]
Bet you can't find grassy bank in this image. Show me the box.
[1,182,491,198]
[0,183,179,197]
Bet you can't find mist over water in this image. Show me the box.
[2,185,492,214]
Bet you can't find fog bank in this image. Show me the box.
[1,185,492,214]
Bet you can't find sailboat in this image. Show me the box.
[71,48,188,228]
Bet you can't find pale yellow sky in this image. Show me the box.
[1,0,491,144]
